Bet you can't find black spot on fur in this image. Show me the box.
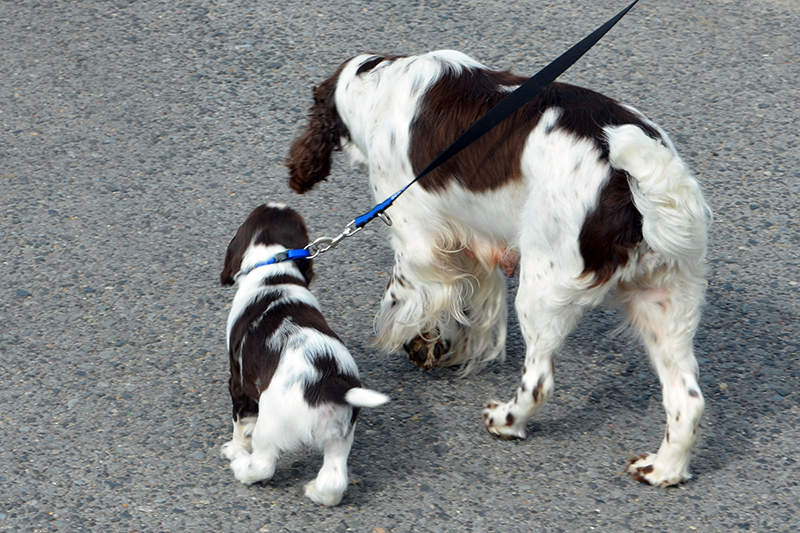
[304,352,361,407]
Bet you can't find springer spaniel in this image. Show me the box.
[220,203,389,506]
[286,50,710,487]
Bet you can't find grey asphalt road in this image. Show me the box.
[2,0,799,531]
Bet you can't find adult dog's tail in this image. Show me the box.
[606,124,711,265]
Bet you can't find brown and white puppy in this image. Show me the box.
[220,203,388,506]
[287,51,710,487]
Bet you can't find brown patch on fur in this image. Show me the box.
[409,68,535,192]
[410,75,660,197]
[546,83,661,153]
[540,85,660,288]
[628,453,649,466]
[531,375,546,403]
[305,352,361,411]
[578,168,643,287]
[506,413,514,426]
[287,62,351,194]
[355,55,404,76]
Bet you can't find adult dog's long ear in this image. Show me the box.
[287,65,350,194]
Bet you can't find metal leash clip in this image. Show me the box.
[305,211,393,259]
[304,221,359,259]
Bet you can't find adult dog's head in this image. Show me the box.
[220,203,314,286]
[287,55,415,194]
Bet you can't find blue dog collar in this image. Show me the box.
[239,248,312,278]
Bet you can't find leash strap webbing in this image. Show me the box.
[353,0,639,229]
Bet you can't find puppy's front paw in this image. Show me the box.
[221,440,246,461]
[482,400,526,440]
[304,479,345,507]
[626,453,690,487]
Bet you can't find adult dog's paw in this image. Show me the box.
[627,453,690,487]
[403,334,448,370]
[482,400,526,440]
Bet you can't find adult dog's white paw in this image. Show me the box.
[627,453,691,487]
[482,400,526,440]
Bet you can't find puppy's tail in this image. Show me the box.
[344,388,390,408]
[606,124,711,266]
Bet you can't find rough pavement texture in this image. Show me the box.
[1,0,798,531]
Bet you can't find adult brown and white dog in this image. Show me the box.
[220,203,389,506]
[286,50,710,487]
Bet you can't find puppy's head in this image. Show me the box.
[220,203,314,286]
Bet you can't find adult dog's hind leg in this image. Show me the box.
[621,260,707,486]
[483,254,598,439]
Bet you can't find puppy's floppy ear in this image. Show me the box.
[297,258,315,286]
[287,64,350,194]
[221,212,258,286]
[220,236,244,286]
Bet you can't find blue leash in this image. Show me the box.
[283,0,639,264]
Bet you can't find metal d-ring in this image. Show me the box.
[377,211,393,226]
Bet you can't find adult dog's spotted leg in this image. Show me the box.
[620,263,707,486]
[482,252,596,439]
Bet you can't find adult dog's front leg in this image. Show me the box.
[377,244,508,373]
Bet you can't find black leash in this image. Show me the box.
[351,0,640,230]
[298,0,640,260]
